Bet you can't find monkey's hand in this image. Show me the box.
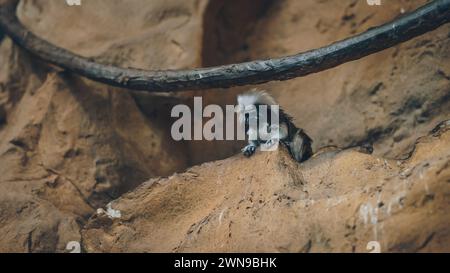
[242,144,257,157]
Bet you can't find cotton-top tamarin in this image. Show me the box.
[236,90,313,163]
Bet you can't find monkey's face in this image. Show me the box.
[236,104,257,134]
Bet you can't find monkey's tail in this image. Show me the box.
[288,129,313,163]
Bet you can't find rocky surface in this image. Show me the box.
[0,0,449,252]
[0,0,203,252]
[82,122,450,253]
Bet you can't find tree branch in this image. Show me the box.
[1,0,450,92]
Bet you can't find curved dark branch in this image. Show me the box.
[1,0,450,92]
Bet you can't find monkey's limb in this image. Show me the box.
[1,0,450,92]
[242,141,259,157]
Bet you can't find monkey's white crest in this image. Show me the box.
[236,89,277,126]
[237,89,277,107]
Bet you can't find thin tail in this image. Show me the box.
[289,129,313,163]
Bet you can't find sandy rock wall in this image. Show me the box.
[17,0,208,70]
[0,0,208,252]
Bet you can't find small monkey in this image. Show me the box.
[236,90,313,163]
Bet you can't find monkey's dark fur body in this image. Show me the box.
[278,110,313,162]
[237,90,313,163]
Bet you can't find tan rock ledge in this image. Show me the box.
[82,122,450,253]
